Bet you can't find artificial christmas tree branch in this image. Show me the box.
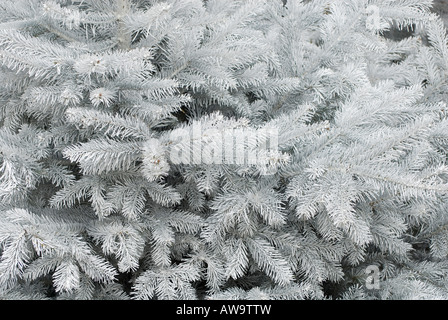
[0,0,448,300]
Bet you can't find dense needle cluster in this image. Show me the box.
[0,0,448,300]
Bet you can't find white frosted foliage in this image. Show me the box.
[141,138,170,181]
[1,0,448,301]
